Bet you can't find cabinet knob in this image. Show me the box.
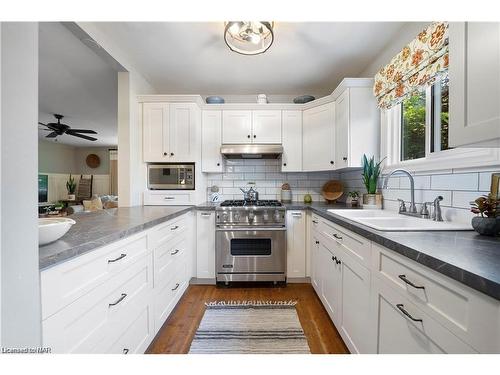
[315,240,319,244]
[247,135,251,138]
[253,135,256,138]
[163,152,167,156]
[283,163,287,166]
[217,162,220,166]
[330,161,334,165]
[170,152,174,156]
[343,157,348,161]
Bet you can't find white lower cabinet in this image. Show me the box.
[286,210,306,279]
[196,210,216,280]
[41,212,194,353]
[308,213,499,354]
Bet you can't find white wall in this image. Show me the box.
[359,22,429,77]
[1,22,41,347]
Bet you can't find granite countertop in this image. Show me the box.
[39,206,192,270]
[39,201,500,301]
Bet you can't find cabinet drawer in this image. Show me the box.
[42,253,153,353]
[318,218,371,267]
[373,243,500,353]
[373,277,476,354]
[148,214,188,249]
[41,233,149,319]
[154,256,189,331]
[144,191,193,206]
[105,304,154,354]
[154,234,188,287]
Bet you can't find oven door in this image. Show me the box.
[216,227,286,276]
[148,164,194,190]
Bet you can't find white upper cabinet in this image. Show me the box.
[222,110,252,144]
[281,110,303,172]
[334,86,379,169]
[449,22,500,146]
[201,110,223,173]
[143,103,170,162]
[303,102,335,171]
[251,110,282,143]
[143,102,200,163]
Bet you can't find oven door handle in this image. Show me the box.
[216,227,287,232]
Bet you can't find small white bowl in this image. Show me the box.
[39,217,76,246]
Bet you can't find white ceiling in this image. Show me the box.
[38,22,118,147]
[91,22,406,96]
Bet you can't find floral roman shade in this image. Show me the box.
[373,22,449,109]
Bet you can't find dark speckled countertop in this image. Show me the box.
[39,206,192,270]
[39,202,500,301]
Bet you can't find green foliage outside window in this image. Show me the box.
[401,92,426,161]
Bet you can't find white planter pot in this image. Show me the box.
[67,194,76,201]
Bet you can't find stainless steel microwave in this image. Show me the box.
[147,163,195,190]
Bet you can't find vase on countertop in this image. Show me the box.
[471,216,500,236]
[67,194,76,201]
[362,193,382,209]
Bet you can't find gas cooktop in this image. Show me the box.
[219,200,283,207]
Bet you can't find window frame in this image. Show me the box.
[381,85,500,173]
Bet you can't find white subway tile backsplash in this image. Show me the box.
[400,175,431,190]
[430,173,478,191]
[452,191,489,209]
[479,171,500,191]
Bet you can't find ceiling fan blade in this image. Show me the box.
[66,131,97,141]
[38,122,47,126]
[45,132,58,138]
[67,129,98,134]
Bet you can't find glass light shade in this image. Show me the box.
[224,21,274,55]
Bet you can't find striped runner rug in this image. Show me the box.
[188,300,311,354]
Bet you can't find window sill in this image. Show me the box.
[383,147,500,174]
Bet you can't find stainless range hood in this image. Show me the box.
[220,144,283,159]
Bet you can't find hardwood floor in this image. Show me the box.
[146,283,349,354]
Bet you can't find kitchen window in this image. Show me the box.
[400,75,450,162]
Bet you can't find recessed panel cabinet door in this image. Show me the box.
[143,103,169,162]
[449,22,500,146]
[319,241,341,325]
[310,234,321,293]
[252,110,282,143]
[335,90,350,169]
[196,211,216,279]
[286,210,306,278]
[202,110,223,172]
[282,110,303,171]
[303,102,335,171]
[169,103,199,162]
[222,110,252,144]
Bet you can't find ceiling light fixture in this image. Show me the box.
[224,21,274,55]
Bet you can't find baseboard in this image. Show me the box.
[190,277,216,285]
[287,277,311,283]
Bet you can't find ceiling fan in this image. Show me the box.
[38,114,98,141]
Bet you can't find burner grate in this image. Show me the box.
[219,199,283,207]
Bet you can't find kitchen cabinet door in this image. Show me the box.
[196,211,216,279]
[251,110,282,143]
[282,110,303,172]
[449,22,500,146]
[143,103,169,162]
[286,210,306,278]
[337,248,371,353]
[319,241,341,325]
[222,110,252,144]
[335,90,350,169]
[302,102,335,171]
[169,103,199,162]
[202,110,223,173]
[310,234,321,293]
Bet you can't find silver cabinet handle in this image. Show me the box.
[398,274,425,290]
[396,304,422,322]
[109,293,127,307]
[170,225,179,231]
[292,213,302,217]
[123,349,129,354]
[108,253,127,263]
[171,249,180,256]
[171,283,180,291]
[164,197,175,200]
[333,233,343,240]
[201,212,212,217]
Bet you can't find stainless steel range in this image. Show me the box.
[215,200,286,284]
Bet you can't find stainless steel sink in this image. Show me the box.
[327,209,473,231]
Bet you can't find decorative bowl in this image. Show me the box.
[293,95,315,104]
[205,96,225,104]
[39,217,76,246]
[321,180,344,202]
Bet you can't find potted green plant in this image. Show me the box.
[470,194,500,236]
[361,154,384,208]
[66,174,77,201]
[347,191,360,207]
